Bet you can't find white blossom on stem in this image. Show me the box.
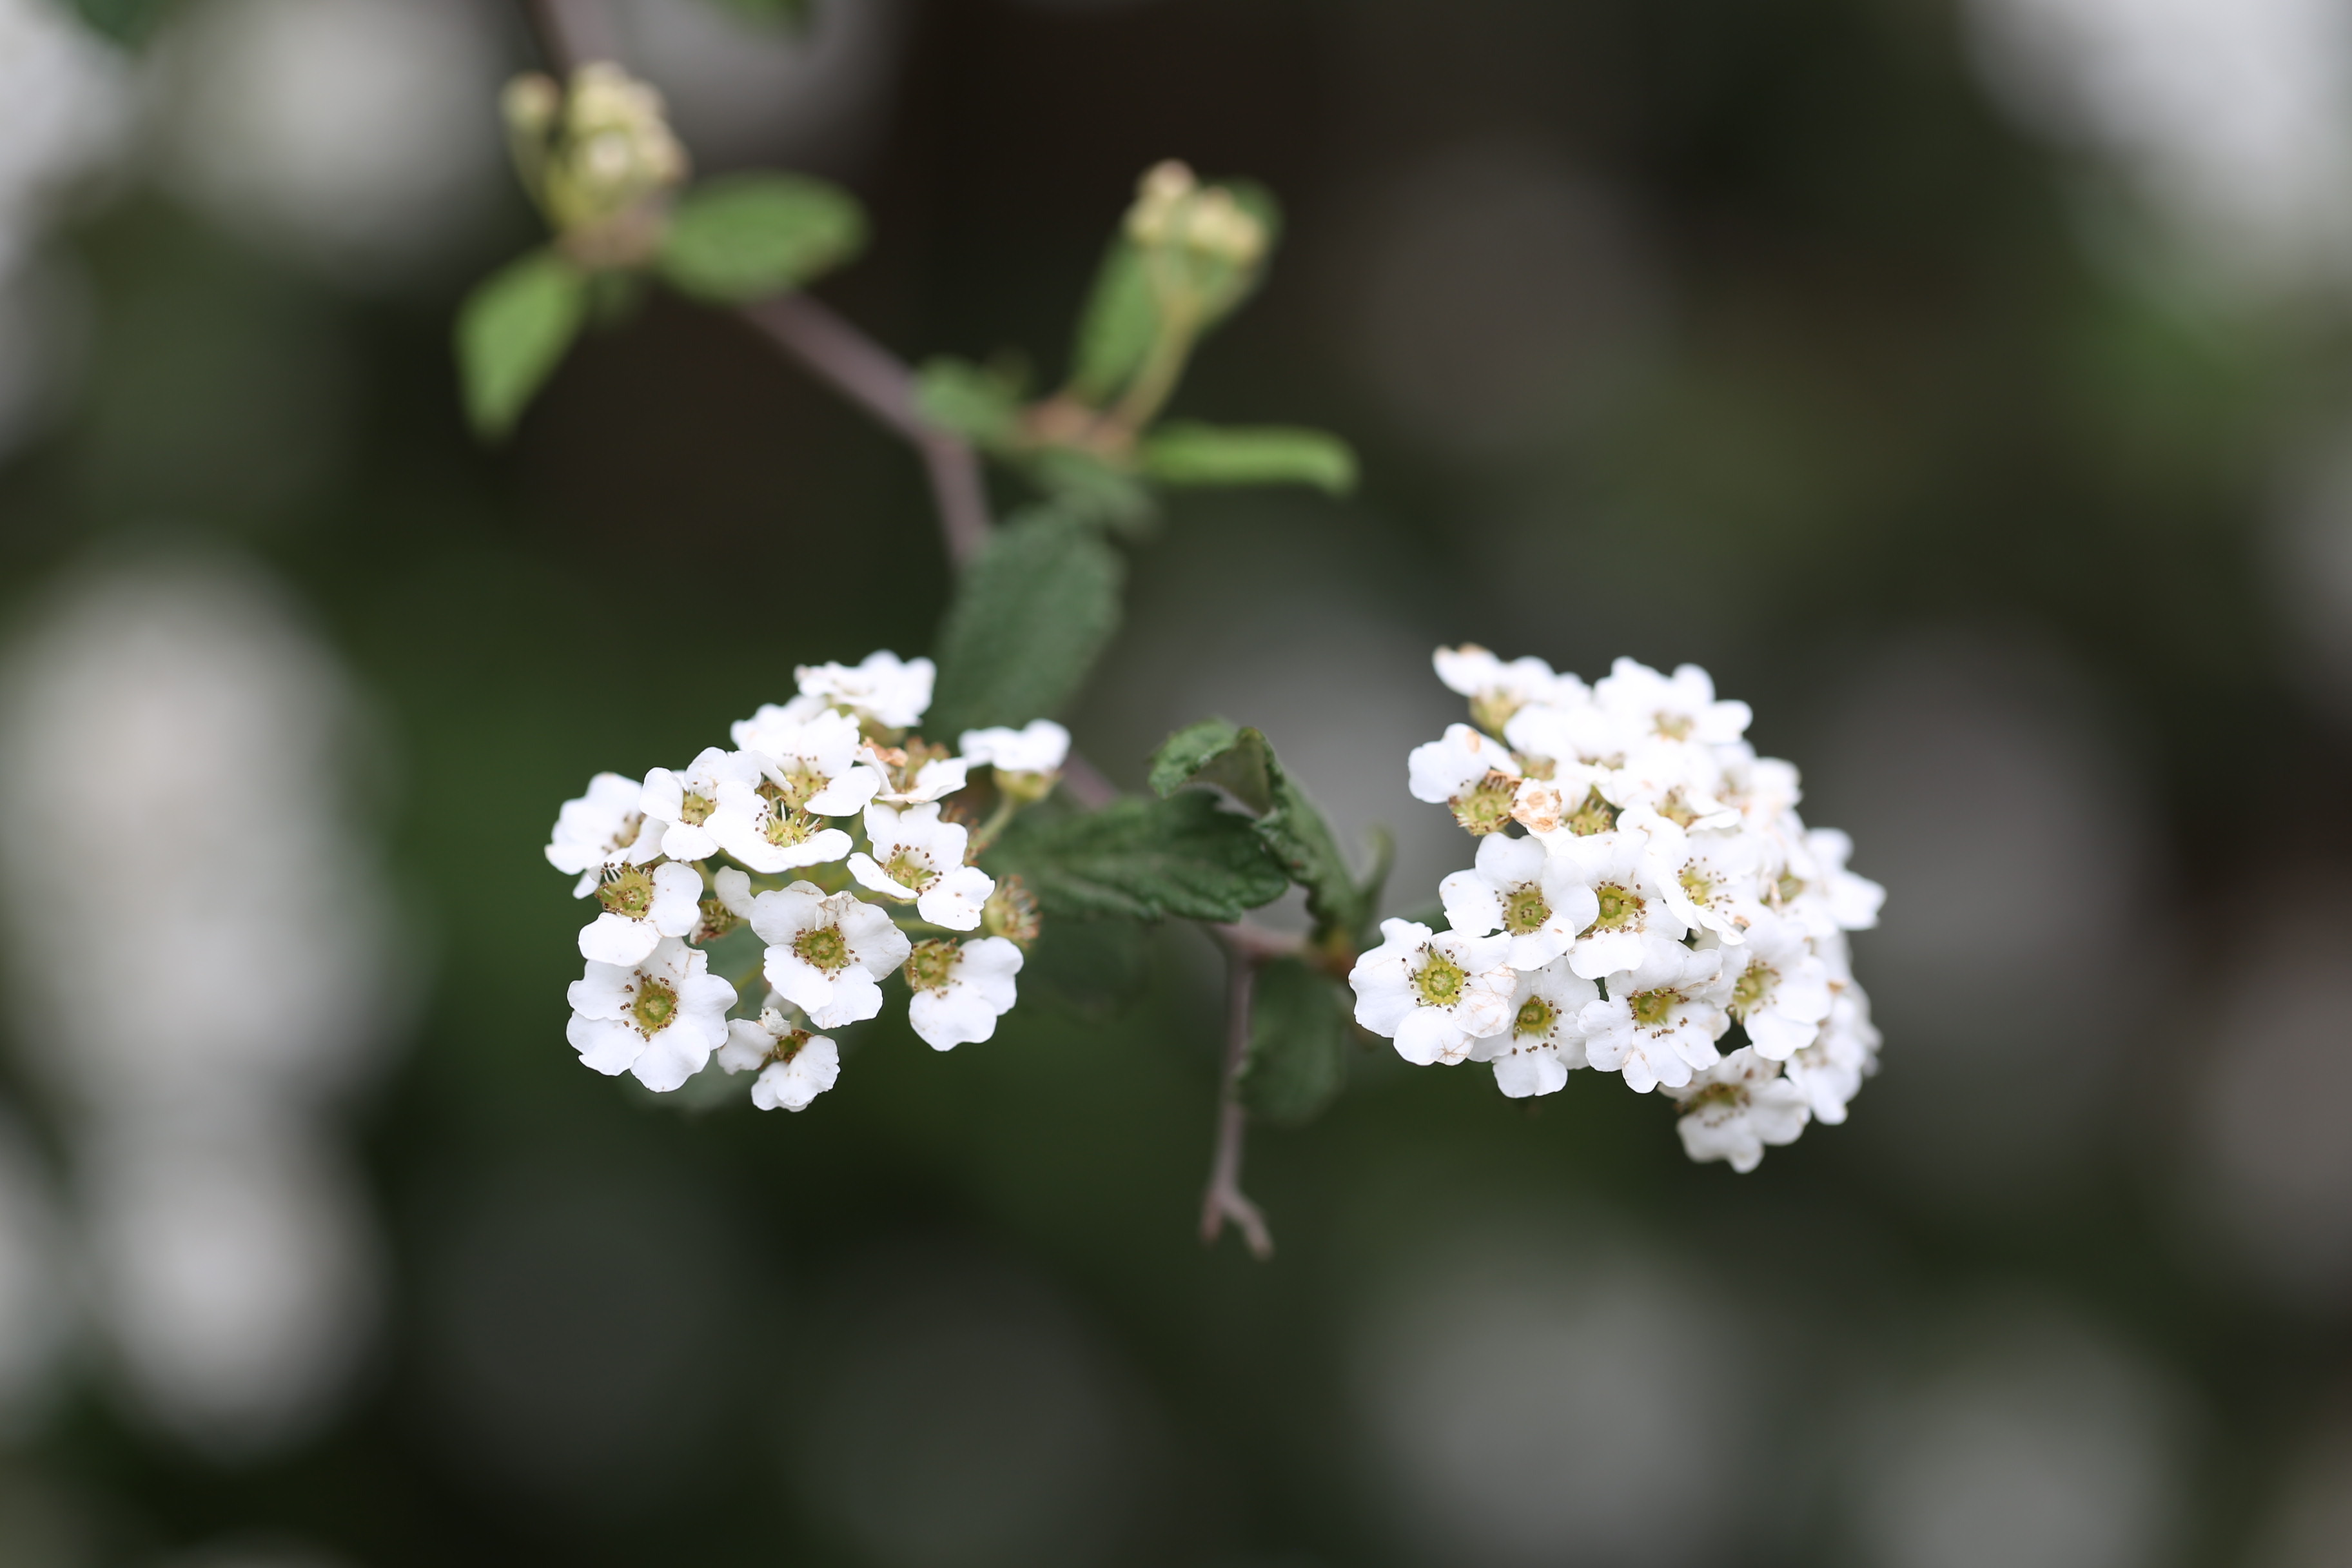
[1592,657,1752,745]
[639,747,754,863]
[577,859,703,965]
[867,746,970,806]
[847,802,994,930]
[566,936,736,1092]
[903,937,1023,1050]
[1433,644,1582,730]
[1348,919,1516,1065]
[1669,1047,1810,1172]
[546,772,662,896]
[1549,828,1689,981]
[749,882,912,1030]
[1438,832,1600,972]
[794,651,934,729]
[707,772,853,874]
[1634,810,1765,945]
[734,707,883,816]
[1721,912,1833,1061]
[1480,958,1598,1099]
[1576,941,1732,1093]
[717,1006,840,1111]
[958,719,1070,775]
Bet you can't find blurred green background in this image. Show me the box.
[2,0,2351,1564]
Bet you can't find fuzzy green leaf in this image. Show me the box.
[456,250,589,440]
[1149,720,1374,941]
[1242,957,1349,1124]
[1140,423,1358,495]
[985,794,1289,923]
[1066,238,1156,405]
[915,356,1024,449]
[928,509,1124,738]
[71,0,173,43]
[656,174,865,304]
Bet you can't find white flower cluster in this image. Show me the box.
[1351,649,1885,1173]
[545,652,1067,1112]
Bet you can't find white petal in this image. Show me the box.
[917,866,993,930]
[579,912,662,966]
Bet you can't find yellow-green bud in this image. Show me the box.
[1123,159,1266,269]
[509,62,690,266]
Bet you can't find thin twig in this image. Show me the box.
[738,294,992,569]
[520,0,613,73]
[1199,932,1273,1259]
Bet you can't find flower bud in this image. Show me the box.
[506,63,690,266]
[1123,159,1268,268]
[981,876,1041,947]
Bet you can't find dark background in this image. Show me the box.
[3,0,2350,1564]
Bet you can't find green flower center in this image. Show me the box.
[1415,952,1466,1006]
[772,762,826,812]
[1653,712,1693,741]
[598,867,655,919]
[1514,997,1556,1037]
[1589,883,1642,932]
[905,939,958,993]
[631,978,678,1034]
[882,849,937,892]
[1567,788,1618,837]
[1776,872,1806,905]
[1683,1081,1743,1112]
[609,813,643,851]
[1451,772,1519,837]
[1658,790,1705,828]
[1731,963,1770,1017]
[1628,988,1676,1027]
[794,924,849,973]
[1503,887,1551,935]
[1680,868,1716,906]
[678,790,714,827]
[760,792,817,848]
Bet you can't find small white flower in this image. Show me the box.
[734,707,883,817]
[706,772,854,874]
[847,802,994,930]
[1549,828,1689,981]
[1576,941,1732,1093]
[1407,722,1520,804]
[1783,966,1879,1124]
[546,772,662,896]
[577,859,704,965]
[1434,644,1582,728]
[1602,737,1741,834]
[718,1006,840,1111]
[1505,699,1629,770]
[903,936,1023,1050]
[566,936,737,1092]
[1712,742,1802,827]
[1668,1048,1810,1172]
[959,720,1070,774]
[1795,826,1885,932]
[795,650,935,729]
[1479,957,1598,1099]
[749,881,913,1029]
[639,747,756,862]
[1592,657,1752,745]
[1438,832,1601,971]
[1632,810,1765,945]
[1348,918,1517,1065]
[867,746,971,805]
[1721,912,1833,1061]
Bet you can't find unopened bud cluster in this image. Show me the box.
[503,62,689,266]
[1349,649,1885,1172]
[547,651,1069,1113]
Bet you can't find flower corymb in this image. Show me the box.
[1349,648,1885,1173]
[542,651,1046,1112]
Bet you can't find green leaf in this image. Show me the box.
[70,0,173,44]
[1025,447,1159,539]
[656,173,866,304]
[1242,957,1348,1124]
[985,793,1289,923]
[914,356,1024,449]
[1066,238,1156,405]
[928,509,1124,739]
[1139,423,1358,495]
[1149,720,1375,941]
[706,0,808,22]
[456,250,589,440]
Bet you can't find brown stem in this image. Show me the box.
[1199,935,1273,1259]
[738,294,991,569]
[520,0,614,73]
